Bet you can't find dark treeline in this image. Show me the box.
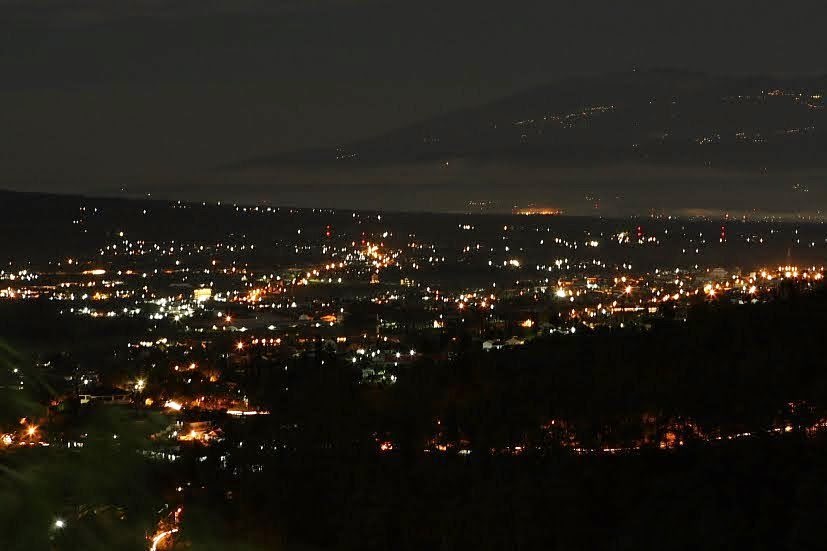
[245,283,827,456]
[163,284,827,549]
[405,288,827,448]
[0,300,158,345]
[181,437,827,550]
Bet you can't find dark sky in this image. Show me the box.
[2,0,826,210]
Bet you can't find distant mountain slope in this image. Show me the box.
[222,69,827,171]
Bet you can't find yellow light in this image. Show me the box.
[150,528,179,551]
[26,425,37,437]
[236,342,244,350]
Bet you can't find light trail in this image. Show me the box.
[149,528,178,551]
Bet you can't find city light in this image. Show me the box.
[3,180,827,550]
[150,528,178,551]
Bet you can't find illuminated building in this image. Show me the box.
[193,287,213,302]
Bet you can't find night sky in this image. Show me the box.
[2,0,826,212]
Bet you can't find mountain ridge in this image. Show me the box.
[218,69,827,172]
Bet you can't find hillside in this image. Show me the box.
[223,69,827,171]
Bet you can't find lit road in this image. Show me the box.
[149,528,178,551]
